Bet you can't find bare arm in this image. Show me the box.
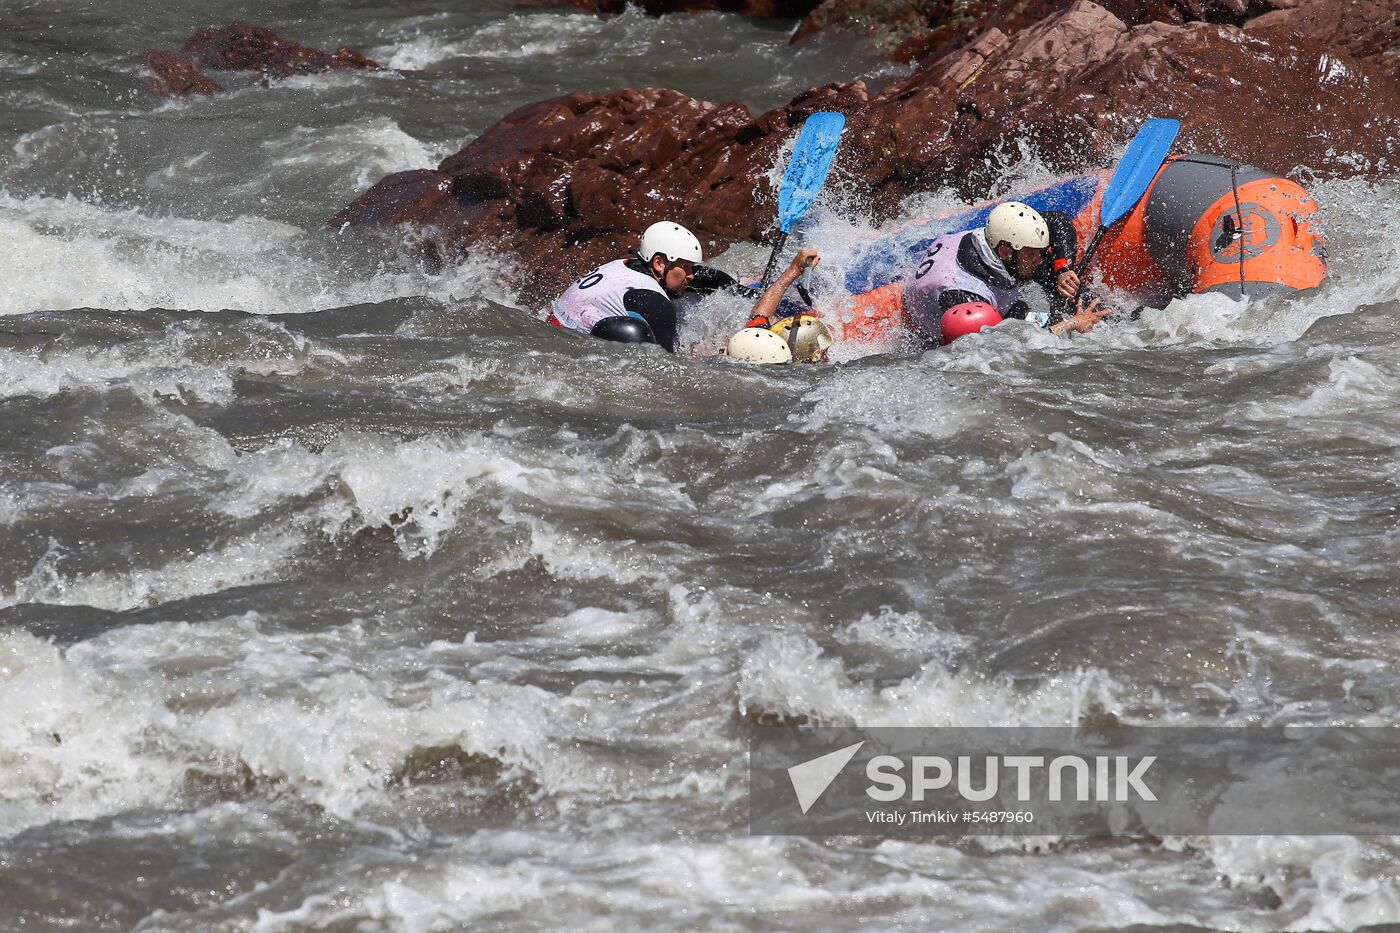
[748,250,819,325]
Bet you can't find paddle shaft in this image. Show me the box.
[1076,226,1107,279]
[759,230,789,291]
[1069,225,1108,306]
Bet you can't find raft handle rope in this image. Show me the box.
[1229,161,1247,297]
[1178,156,1250,298]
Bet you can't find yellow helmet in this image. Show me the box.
[768,313,833,363]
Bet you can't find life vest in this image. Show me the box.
[902,231,1021,338]
[549,259,669,334]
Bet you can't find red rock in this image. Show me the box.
[335,1,1400,303]
[337,83,868,301]
[556,0,823,15]
[179,21,379,79]
[143,50,224,97]
[846,1,1400,206]
[331,170,461,228]
[792,0,1052,61]
[1246,0,1400,82]
[793,0,1294,61]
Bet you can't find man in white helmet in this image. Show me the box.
[549,221,744,353]
[903,201,1109,345]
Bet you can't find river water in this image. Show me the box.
[3,1,1399,930]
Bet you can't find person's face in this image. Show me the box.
[1012,245,1045,279]
[652,254,695,296]
[997,243,1045,281]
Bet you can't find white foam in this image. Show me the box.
[739,630,1117,727]
[0,189,516,316]
[0,528,302,612]
[289,427,692,566]
[0,613,618,836]
[0,629,183,836]
[837,607,974,662]
[538,607,653,641]
[246,827,1245,931]
[373,34,461,71]
[1202,836,1400,930]
[804,360,979,437]
[260,116,447,191]
[0,343,236,402]
[1295,354,1398,416]
[462,13,608,60]
[2,421,698,620]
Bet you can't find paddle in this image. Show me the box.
[759,111,845,291]
[1072,117,1181,301]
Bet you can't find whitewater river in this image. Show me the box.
[3,0,1400,929]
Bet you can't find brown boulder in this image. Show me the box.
[335,83,870,303]
[143,50,224,97]
[1246,0,1400,83]
[793,0,1293,61]
[180,21,380,79]
[847,1,1400,208]
[554,0,823,15]
[334,1,1400,303]
[145,22,379,96]
[792,0,1066,62]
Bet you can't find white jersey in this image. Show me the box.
[903,231,1021,336]
[550,259,669,334]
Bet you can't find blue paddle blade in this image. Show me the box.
[1099,117,1180,228]
[777,112,845,234]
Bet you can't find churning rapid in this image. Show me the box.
[3,1,1400,930]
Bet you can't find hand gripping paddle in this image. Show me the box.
[758,111,846,291]
[1073,117,1181,301]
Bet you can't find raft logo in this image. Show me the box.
[1210,203,1281,262]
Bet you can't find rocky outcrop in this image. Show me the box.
[844,1,1400,211]
[334,2,1400,303]
[554,0,822,15]
[792,0,1296,61]
[142,50,224,97]
[1246,0,1400,83]
[144,22,378,96]
[333,83,869,302]
[180,21,380,78]
[792,0,1067,62]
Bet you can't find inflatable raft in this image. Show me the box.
[827,153,1327,347]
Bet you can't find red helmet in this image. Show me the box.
[938,301,1003,345]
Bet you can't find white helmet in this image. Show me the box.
[984,201,1050,251]
[727,327,792,364]
[639,221,703,264]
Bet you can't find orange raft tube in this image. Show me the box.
[832,154,1327,347]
